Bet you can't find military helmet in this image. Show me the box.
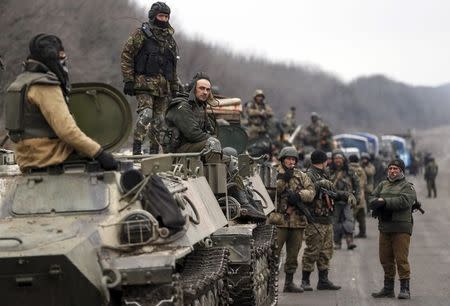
[253,89,265,99]
[361,152,370,160]
[279,146,298,161]
[148,2,171,20]
[311,112,320,119]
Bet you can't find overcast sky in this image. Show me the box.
[135,0,450,86]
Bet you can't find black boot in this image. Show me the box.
[317,270,341,290]
[132,140,142,155]
[228,186,266,222]
[346,234,357,250]
[398,279,410,299]
[372,278,395,298]
[284,273,304,293]
[301,270,313,291]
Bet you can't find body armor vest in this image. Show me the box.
[134,23,176,82]
[5,71,61,142]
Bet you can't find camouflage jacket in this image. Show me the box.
[121,23,178,97]
[349,162,367,208]
[305,121,333,149]
[370,176,416,234]
[362,162,376,192]
[306,166,336,224]
[276,165,315,228]
[424,161,438,180]
[329,167,360,208]
[245,100,274,126]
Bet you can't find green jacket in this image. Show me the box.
[370,176,417,235]
[165,91,214,149]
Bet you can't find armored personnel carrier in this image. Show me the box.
[0,83,278,306]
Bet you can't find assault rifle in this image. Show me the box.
[319,187,338,210]
[412,201,425,214]
[285,190,323,237]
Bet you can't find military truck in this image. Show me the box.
[0,83,278,306]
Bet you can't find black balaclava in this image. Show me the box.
[148,2,171,29]
[28,34,70,96]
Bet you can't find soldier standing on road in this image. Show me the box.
[301,150,341,291]
[329,150,359,250]
[244,89,274,140]
[424,156,438,198]
[369,159,417,299]
[348,155,368,238]
[274,146,315,293]
[4,34,117,172]
[121,2,179,155]
[361,152,376,217]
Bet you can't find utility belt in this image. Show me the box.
[24,160,133,175]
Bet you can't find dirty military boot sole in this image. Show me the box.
[283,284,304,293]
[398,292,411,299]
[301,281,313,291]
[371,290,395,298]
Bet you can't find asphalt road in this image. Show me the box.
[278,127,450,306]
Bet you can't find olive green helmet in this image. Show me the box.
[279,146,298,161]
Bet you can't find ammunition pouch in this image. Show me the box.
[268,212,284,225]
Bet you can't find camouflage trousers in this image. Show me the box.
[354,206,366,235]
[134,94,168,152]
[379,232,411,280]
[276,227,304,274]
[301,223,334,272]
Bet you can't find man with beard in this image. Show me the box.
[121,2,179,155]
[369,159,416,299]
[301,150,341,291]
[4,34,117,172]
[329,150,359,250]
[274,146,315,293]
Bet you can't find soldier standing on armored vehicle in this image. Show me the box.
[348,154,368,238]
[424,156,438,198]
[301,150,341,291]
[329,150,359,250]
[121,2,179,155]
[244,89,274,140]
[305,112,334,151]
[4,34,117,172]
[369,159,417,299]
[165,72,221,162]
[282,106,297,135]
[272,146,315,293]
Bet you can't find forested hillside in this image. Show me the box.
[1,0,449,134]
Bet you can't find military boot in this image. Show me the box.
[371,278,395,298]
[317,270,341,290]
[132,140,142,155]
[283,273,304,293]
[345,234,357,250]
[301,270,313,291]
[229,186,266,222]
[398,279,410,299]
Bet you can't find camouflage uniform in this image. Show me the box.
[329,159,360,249]
[275,165,315,275]
[244,89,274,140]
[282,107,297,134]
[121,16,178,154]
[361,156,376,208]
[305,115,334,151]
[349,161,367,237]
[424,159,438,197]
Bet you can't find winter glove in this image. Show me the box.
[369,198,386,211]
[336,190,350,201]
[287,190,301,206]
[123,81,135,96]
[95,149,118,170]
[347,194,357,209]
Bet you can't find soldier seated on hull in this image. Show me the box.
[4,34,117,173]
[165,72,221,163]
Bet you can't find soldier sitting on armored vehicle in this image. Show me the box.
[165,72,221,162]
[4,34,117,172]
